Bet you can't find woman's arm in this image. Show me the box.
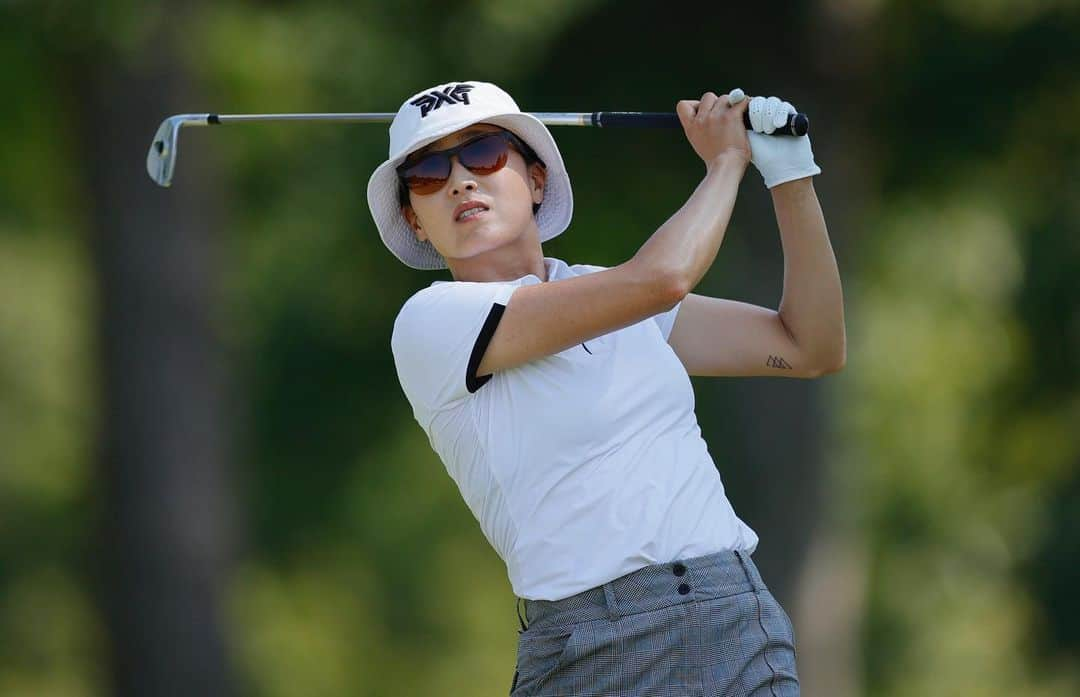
[772,177,846,369]
[633,153,747,290]
[632,91,752,290]
[662,175,844,379]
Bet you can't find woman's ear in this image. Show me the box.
[402,205,426,242]
[530,162,547,205]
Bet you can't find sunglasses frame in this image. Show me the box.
[396,129,539,198]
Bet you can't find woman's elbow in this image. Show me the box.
[814,350,846,377]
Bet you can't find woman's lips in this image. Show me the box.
[455,208,488,223]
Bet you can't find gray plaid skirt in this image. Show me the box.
[510,549,799,696]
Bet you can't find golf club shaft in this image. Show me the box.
[203,110,808,134]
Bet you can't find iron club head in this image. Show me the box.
[146,114,211,187]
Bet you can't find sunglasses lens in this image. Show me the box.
[400,133,514,195]
[459,134,510,174]
[400,154,451,195]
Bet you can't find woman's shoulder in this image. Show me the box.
[394,277,518,325]
[396,259,607,318]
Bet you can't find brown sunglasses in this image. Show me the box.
[396,130,538,196]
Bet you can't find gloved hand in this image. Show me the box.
[746,95,821,189]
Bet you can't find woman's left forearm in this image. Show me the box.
[771,178,846,370]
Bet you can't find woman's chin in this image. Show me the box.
[456,231,523,257]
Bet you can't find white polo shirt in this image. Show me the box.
[390,256,758,601]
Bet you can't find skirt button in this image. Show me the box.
[678,583,691,595]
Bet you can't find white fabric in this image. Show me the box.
[390,256,759,601]
[746,94,822,189]
[366,80,573,270]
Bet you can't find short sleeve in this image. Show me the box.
[572,263,683,343]
[391,282,517,414]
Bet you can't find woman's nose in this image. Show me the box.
[448,156,477,193]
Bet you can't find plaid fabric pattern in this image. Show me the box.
[510,550,799,696]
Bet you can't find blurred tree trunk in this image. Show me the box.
[69,5,240,697]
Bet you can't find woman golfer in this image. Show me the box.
[367,80,844,696]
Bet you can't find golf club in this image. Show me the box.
[147,108,810,187]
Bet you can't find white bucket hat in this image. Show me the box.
[366,80,574,270]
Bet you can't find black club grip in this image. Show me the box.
[593,110,809,136]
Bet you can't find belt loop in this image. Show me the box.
[516,597,529,632]
[602,582,620,621]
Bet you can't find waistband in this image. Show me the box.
[516,549,765,632]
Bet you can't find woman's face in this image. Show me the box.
[400,123,546,264]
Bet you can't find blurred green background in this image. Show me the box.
[2,1,1078,695]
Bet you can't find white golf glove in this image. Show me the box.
[745,95,821,189]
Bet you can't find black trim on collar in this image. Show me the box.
[467,302,507,393]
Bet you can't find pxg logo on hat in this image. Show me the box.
[410,83,475,118]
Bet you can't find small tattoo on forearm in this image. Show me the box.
[766,355,793,369]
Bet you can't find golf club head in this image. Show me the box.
[146,114,209,187]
